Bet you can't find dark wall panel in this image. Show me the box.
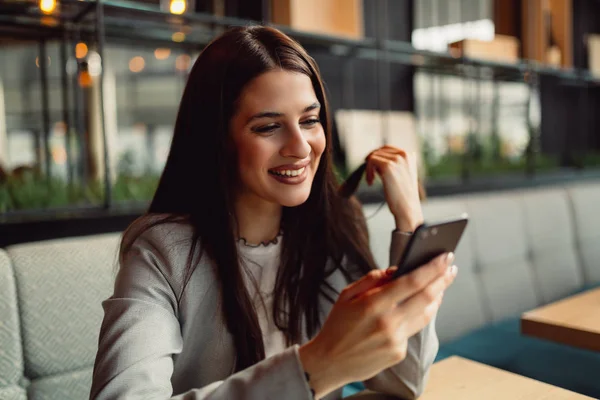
[364,0,414,42]
[540,76,600,165]
[572,0,600,69]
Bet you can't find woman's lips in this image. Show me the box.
[268,166,308,185]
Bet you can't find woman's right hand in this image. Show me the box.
[298,252,457,399]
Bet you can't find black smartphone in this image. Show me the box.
[390,214,469,280]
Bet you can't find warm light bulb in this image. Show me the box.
[171,32,185,43]
[75,42,88,59]
[154,48,171,60]
[169,0,186,15]
[39,0,57,14]
[78,70,92,88]
[129,56,145,73]
[175,54,191,71]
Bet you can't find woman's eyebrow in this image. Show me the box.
[303,102,321,112]
[247,102,321,123]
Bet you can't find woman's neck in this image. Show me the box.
[234,195,282,246]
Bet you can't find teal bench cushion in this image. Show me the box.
[439,317,600,399]
[342,382,365,398]
[433,347,454,362]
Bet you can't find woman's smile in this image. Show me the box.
[267,159,310,184]
[268,165,308,184]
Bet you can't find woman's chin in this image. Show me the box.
[274,190,311,207]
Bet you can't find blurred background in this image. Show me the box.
[1,0,599,243]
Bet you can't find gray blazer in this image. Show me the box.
[90,217,439,400]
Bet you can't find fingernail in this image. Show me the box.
[445,252,455,265]
[386,266,398,275]
[447,265,458,277]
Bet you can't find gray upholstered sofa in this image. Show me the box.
[0,234,121,399]
[1,181,600,399]
[365,180,600,398]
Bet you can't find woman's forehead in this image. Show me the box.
[236,70,318,115]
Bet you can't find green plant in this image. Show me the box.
[0,171,160,213]
[113,174,160,202]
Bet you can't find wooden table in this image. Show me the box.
[521,287,600,352]
[347,356,592,399]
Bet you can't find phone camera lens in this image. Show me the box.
[431,228,438,236]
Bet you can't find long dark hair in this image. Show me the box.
[121,25,377,372]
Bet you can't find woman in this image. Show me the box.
[90,25,457,400]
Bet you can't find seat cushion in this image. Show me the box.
[342,382,365,398]
[568,182,600,285]
[0,250,24,389]
[521,189,584,303]
[510,339,600,399]
[27,368,92,400]
[0,386,27,400]
[441,320,526,368]
[7,234,121,379]
[433,347,453,363]
[465,193,540,321]
[440,317,600,399]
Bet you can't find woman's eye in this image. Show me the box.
[301,118,320,127]
[252,124,279,134]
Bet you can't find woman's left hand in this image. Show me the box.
[365,145,424,232]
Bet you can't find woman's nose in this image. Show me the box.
[280,125,311,159]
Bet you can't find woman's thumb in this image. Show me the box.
[339,268,396,301]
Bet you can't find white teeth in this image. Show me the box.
[271,167,305,177]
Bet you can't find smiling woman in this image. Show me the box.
[231,70,325,211]
[90,25,453,400]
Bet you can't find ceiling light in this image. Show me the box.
[169,0,186,15]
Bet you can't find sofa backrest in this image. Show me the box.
[567,183,600,284]
[4,233,121,400]
[519,188,583,303]
[1,181,599,399]
[0,249,26,400]
[364,181,600,344]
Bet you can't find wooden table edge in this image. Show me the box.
[521,314,600,352]
[422,356,595,399]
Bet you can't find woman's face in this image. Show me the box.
[230,69,326,208]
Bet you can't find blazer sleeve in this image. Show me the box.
[362,230,440,400]
[90,235,314,400]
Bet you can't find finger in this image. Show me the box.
[380,145,408,158]
[365,157,375,186]
[339,269,391,302]
[366,153,391,185]
[370,252,455,309]
[391,266,457,337]
[365,151,376,185]
[371,151,408,166]
[367,154,396,179]
[379,147,417,173]
[365,147,407,184]
[394,264,457,324]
